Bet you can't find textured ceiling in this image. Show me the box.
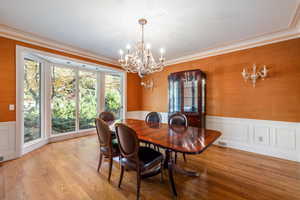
[0,0,299,61]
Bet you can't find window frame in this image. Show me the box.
[16,45,127,156]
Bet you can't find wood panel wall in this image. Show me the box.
[140,38,300,122]
[0,36,132,122]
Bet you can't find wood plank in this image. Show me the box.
[0,135,300,200]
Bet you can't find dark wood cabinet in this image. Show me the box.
[168,69,206,128]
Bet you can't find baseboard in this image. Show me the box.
[126,111,300,162]
[0,121,96,161]
[49,129,96,143]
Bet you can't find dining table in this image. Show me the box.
[112,119,222,197]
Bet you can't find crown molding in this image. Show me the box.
[165,28,300,66]
[165,2,300,66]
[0,24,120,66]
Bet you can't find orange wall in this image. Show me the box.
[126,73,142,111]
[140,38,300,123]
[0,36,140,122]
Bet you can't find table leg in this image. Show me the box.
[165,150,177,197]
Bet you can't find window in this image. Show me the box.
[18,48,125,152]
[23,59,42,143]
[79,70,97,130]
[51,66,76,134]
[104,74,123,119]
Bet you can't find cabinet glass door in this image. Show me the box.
[169,76,181,113]
[183,71,198,113]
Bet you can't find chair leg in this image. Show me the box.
[97,152,103,172]
[108,156,113,182]
[136,171,141,200]
[160,160,164,183]
[183,153,187,162]
[118,166,124,188]
[175,152,177,164]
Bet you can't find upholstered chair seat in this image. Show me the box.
[120,146,163,172]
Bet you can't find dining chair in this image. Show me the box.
[145,112,162,123]
[168,113,188,163]
[99,111,115,124]
[145,112,162,150]
[115,123,164,200]
[95,118,120,182]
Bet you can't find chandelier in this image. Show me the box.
[118,18,165,78]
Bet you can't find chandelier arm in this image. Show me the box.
[119,18,165,78]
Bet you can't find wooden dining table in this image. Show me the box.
[112,119,221,197]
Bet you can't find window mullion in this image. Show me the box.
[75,69,80,132]
[99,72,106,113]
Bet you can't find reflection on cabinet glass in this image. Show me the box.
[168,69,206,128]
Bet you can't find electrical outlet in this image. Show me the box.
[9,104,15,111]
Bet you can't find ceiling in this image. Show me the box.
[0,0,299,64]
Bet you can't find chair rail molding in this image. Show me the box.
[126,111,300,162]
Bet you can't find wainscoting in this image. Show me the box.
[2,114,299,162]
[126,111,300,162]
[0,121,16,162]
[0,121,96,162]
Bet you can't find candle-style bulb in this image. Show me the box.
[119,49,124,55]
[160,48,165,54]
[146,43,151,49]
[126,44,131,50]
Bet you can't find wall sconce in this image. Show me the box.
[242,64,268,87]
[141,79,153,89]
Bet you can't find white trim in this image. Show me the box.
[99,72,106,113]
[49,130,95,143]
[0,24,119,66]
[165,28,300,66]
[15,45,123,73]
[126,111,300,162]
[15,47,23,157]
[22,139,49,155]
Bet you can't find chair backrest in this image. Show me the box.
[95,118,112,149]
[115,123,139,159]
[168,113,188,129]
[99,112,115,123]
[145,112,162,123]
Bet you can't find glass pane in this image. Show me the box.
[183,71,198,112]
[169,78,181,113]
[23,59,42,143]
[104,74,122,119]
[51,66,76,134]
[79,70,97,130]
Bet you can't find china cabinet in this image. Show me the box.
[168,69,206,128]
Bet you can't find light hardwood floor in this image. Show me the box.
[1,134,300,200]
